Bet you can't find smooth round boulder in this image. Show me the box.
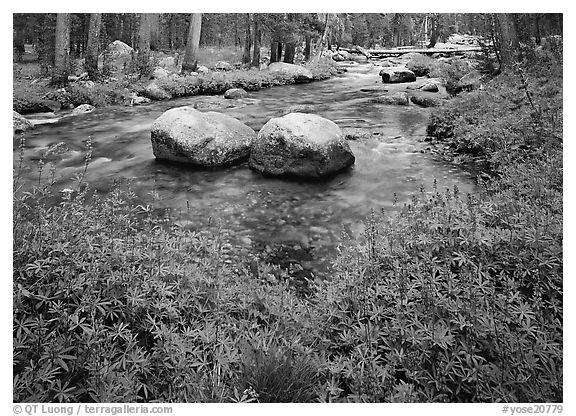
[267,62,313,83]
[379,67,416,83]
[150,106,255,167]
[249,113,355,178]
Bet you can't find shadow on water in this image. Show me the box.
[14,63,477,280]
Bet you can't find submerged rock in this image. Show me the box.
[193,96,236,110]
[249,113,355,178]
[150,106,255,167]
[267,62,313,82]
[379,67,417,83]
[13,111,34,133]
[372,91,410,106]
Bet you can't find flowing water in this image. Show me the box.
[14,63,476,277]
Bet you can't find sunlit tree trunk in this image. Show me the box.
[85,13,102,80]
[182,13,202,72]
[52,13,71,86]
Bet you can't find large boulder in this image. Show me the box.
[13,111,34,133]
[379,67,417,83]
[103,40,134,74]
[150,106,255,167]
[144,82,172,100]
[249,113,355,178]
[267,62,313,83]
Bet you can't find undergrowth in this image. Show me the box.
[13,43,562,403]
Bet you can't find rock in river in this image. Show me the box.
[379,67,416,83]
[224,88,249,99]
[249,113,355,179]
[372,92,410,106]
[150,106,255,167]
[71,104,95,116]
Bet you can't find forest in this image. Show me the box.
[12,13,563,405]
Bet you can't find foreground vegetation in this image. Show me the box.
[13,40,562,402]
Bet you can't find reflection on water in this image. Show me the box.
[14,63,476,275]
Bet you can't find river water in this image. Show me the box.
[14,63,476,277]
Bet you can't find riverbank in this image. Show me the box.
[13,56,340,115]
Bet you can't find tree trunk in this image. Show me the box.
[496,13,519,71]
[427,14,439,48]
[182,13,202,72]
[53,13,71,86]
[137,13,152,77]
[242,14,252,64]
[304,35,312,61]
[270,40,279,62]
[85,13,102,80]
[534,14,542,45]
[149,13,160,51]
[251,15,261,67]
[283,42,296,64]
[313,13,330,61]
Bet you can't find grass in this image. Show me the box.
[13,41,562,403]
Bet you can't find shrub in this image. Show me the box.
[406,54,436,76]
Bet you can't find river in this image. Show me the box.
[14,62,476,279]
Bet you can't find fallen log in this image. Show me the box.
[368,47,481,55]
[340,46,481,57]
